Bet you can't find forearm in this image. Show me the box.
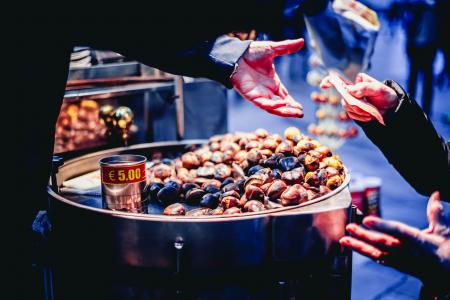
[358,80,450,200]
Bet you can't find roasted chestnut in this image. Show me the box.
[210,151,224,164]
[246,149,263,165]
[220,142,240,154]
[280,184,308,206]
[262,138,279,151]
[223,207,242,215]
[210,142,220,152]
[245,140,261,151]
[305,172,320,187]
[281,167,305,184]
[220,196,240,209]
[214,164,232,181]
[261,153,283,169]
[244,200,266,212]
[279,156,299,172]
[186,207,212,216]
[200,193,220,209]
[157,186,178,205]
[267,180,287,200]
[196,166,215,178]
[181,152,201,169]
[153,164,172,179]
[244,173,267,187]
[304,154,320,171]
[275,142,293,156]
[317,169,328,185]
[163,203,185,216]
[202,179,222,190]
[244,185,265,202]
[284,127,301,143]
[234,150,248,163]
[325,156,343,171]
[185,188,206,205]
[220,190,241,200]
[315,146,331,158]
[211,206,225,215]
[254,128,269,138]
[326,175,343,190]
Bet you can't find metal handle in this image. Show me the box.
[51,156,64,193]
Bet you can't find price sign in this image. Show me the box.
[101,162,146,185]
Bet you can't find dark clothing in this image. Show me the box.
[9,1,330,299]
[405,1,439,116]
[357,80,450,201]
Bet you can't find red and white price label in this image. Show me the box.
[101,163,146,185]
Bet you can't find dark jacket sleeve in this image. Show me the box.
[115,35,251,89]
[357,80,450,201]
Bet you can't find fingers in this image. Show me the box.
[267,105,304,118]
[271,38,304,57]
[355,73,378,83]
[346,82,383,98]
[340,236,388,261]
[251,97,292,109]
[346,223,402,250]
[341,99,374,122]
[363,216,445,247]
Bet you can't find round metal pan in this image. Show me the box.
[48,141,352,272]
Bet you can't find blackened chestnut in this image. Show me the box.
[165,180,181,192]
[272,169,282,179]
[247,165,263,176]
[185,188,206,205]
[157,186,178,205]
[200,193,220,208]
[149,182,164,200]
[279,156,299,172]
[163,203,185,216]
[205,186,220,194]
[181,182,200,194]
[221,177,235,188]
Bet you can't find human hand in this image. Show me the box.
[231,39,304,118]
[320,73,399,122]
[340,192,450,287]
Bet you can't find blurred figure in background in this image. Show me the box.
[405,0,438,117]
[436,0,450,89]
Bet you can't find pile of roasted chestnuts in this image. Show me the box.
[146,127,346,216]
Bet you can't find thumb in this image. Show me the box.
[271,38,304,57]
[426,191,445,233]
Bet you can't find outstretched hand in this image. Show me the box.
[231,39,304,118]
[340,192,450,288]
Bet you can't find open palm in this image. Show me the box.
[231,39,304,118]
